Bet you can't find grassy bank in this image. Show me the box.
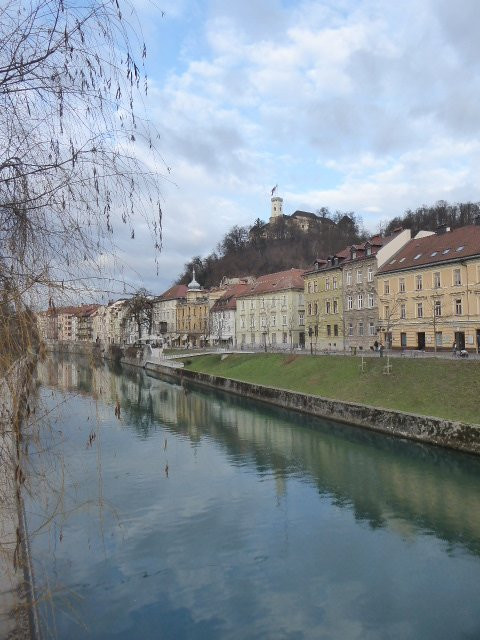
[182,353,480,424]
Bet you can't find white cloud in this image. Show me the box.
[105,0,480,294]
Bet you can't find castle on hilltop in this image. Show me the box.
[252,194,341,239]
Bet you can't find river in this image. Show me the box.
[26,355,480,639]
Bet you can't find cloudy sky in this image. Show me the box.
[113,0,480,296]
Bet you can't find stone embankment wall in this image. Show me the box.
[0,357,39,639]
[147,364,480,456]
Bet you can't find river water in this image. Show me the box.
[26,355,480,639]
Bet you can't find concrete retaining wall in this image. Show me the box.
[146,363,480,456]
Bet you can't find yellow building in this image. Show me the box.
[304,251,349,351]
[376,225,480,352]
[176,270,209,347]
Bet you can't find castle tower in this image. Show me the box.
[270,196,283,222]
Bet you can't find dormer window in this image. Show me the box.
[352,251,357,260]
[366,246,372,256]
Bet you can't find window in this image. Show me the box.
[435,332,443,347]
[314,281,318,292]
[325,278,330,290]
[366,246,372,256]
[348,323,354,336]
[369,322,376,336]
[250,300,255,309]
[299,312,305,326]
[384,305,390,319]
[271,315,276,326]
[414,253,422,260]
[347,295,353,310]
[357,269,363,283]
[326,300,331,314]
[251,333,255,344]
[433,272,441,289]
[241,317,245,328]
[384,280,390,294]
[400,303,406,319]
[453,268,461,286]
[308,282,312,293]
[282,315,287,325]
[314,303,318,315]
[327,325,331,336]
[368,292,374,308]
[417,302,423,318]
[455,299,462,315]
[416,275,422,291]
[283,332,288,344]
[334,324,339,337]
[346,271,352,285]
[358,322,364,336]
[282,295,286,306]
[271,333,277,345]
[261,315,266,327]
[368,267,373,282]
[333,277,338,289]
[261,298,265,308]
[434,300,442,317]
[357,294,363,309]
[333,300,338,314]
[308,303,312,315]
[399,277,405,293]
[250,316,255,328]
[241,334,246,344]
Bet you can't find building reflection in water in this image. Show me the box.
[36,354,480,558]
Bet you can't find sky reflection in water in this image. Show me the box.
[27,356,480,640]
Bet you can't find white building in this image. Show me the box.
[152,284,188,346]
[209,282,249,346]
[235,269,306,349]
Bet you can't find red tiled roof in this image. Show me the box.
[210,283,250,312]
[44,304,100,316]
[377,225,480,274]
[341,231,402,265]
[236,269,305,297]
[157,284,188,301]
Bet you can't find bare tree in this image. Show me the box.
[122,289,153,341]
[0,1,165,313]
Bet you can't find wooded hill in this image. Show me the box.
[177,200,480,288]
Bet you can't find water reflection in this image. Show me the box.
[30,355,480,640]
[37,355,480,555]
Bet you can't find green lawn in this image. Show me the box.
[182,353,480,424]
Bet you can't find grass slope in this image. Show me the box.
[183,353,480,424]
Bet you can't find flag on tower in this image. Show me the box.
[271,184,278,196]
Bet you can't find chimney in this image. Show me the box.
[436,223,450,235]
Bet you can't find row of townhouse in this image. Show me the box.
[38,222,480,353]
[304,222,480,353]
[37,304,100,342]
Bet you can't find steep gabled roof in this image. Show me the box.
[157,284,188,301]
[236,268,306,296]
[211,282,250,312]
[377,225,480,274]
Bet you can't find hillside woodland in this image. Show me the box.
[177,210,366,287]
[177,201,480,288]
